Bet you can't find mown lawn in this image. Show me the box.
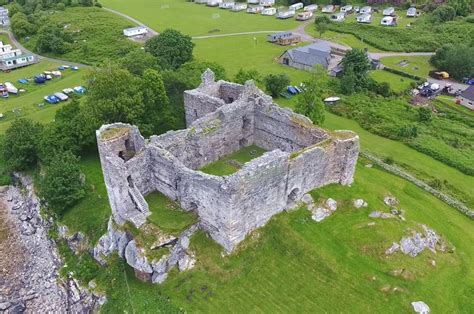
[369,70,415,93]
[145,191,197,235]
[101,0,299,36]
[0,61,86,133]
[153,162,474,312]
[304,27,383,52]
[199,145,267,176]
[380,56,435,78]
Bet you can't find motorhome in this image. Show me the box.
[259,0,274,7]
[356,13,372,24]
[331,12,345,22]
[383,7,395,16]
[321,5,335,13]
[247,5,264,13]
[276,10,296,19]
[261,7,277,15]
[289,2,304,11]
[340,5,353,14]
[219,1,235,9]
[360,6,372,14]
[303,4,318,12]
[231,3,247,11]
[296,11,313,21]
[381,16,397,26]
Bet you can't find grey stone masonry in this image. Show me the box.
[96,69,359,252]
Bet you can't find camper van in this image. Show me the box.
[381,16,397,26]
[262,7,277,15]
[296,11,313,21]
[231,3,247,11]
[289,2,304,11]
[321,5,335,13]
[219,1,235,9]
[340,5,353,14]
[247,5,264,13]
[247,0,259,4]
[303,4,318,12]
[356,13,372,24]
[360,6,372,14]
[276,10,295,19]
[383,7,395,16]
[331,12,345,22]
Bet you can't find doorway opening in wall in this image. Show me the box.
[287,188,299,206]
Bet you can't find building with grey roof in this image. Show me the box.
[278,42,332,71]
[458,85,474,110]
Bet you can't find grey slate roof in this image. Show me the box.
[286,42,331,68]
[460,85,474,101]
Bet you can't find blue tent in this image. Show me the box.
[18,79,28,84]
[287,86,298,95]
[34,76,46,84]
[45,95,60,104]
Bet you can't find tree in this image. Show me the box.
[430,44,474,80]
[314,15,330,37]
[3,118,43,171]
[341,48,371,90]
[264,73,290,97]
[447,0,472,16]
[234,68,262,85]
[295,68,326,125]
[119,49,160,75]
[10,12,36,38]
[41,151,85,216]
[340,66,357,95]
[35,23,70,54]
[145,29,194,70]
[431,5,457,23]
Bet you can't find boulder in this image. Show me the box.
[325,198,337,212]
[124,240,153,274]
[384,196,399,207]
[151,272,168,284]
[353,199,367,208]
[178,253,196,272]
[411,301,430,314]
[385,242,400,255]
[311,207,331,222]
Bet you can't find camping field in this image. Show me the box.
[379,56,435,78]
[0,61,86,133]
[101,0,299,36]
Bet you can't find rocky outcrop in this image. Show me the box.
[305,197,338,222]
[0,174,102,312]
[385,225,447,257]
[93,217,199,285]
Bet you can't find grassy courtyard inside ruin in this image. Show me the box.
[199,145,267,176]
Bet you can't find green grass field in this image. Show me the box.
[152,162,474,312]
[199,145,267,176]
[0,61,86,133]
[380,56,435,77]
[369,70,415,93]
[145,191,197,235]
[101,0,299,36]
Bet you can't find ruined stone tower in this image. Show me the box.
[96,69,359,253]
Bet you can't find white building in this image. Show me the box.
[0,7,9,26]
[0,42,37,71]
[340,5,353,13]
[289,2,303,11]
[356,13,372,24]
[304,4,318,12]
[360,6,372,14]
[123,26,148,37]
[259,0,274,7]
[383,7,395,16]
[381,16,396,26]
[262,7,277,15]
[331,12,345,22]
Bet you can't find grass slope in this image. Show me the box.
[22,7,140,65]
[369,70,415,93]
[0,61,86,133]
[151,162,474,312]
[380,56,435,78]
[101,0,299,36]
[200,145,267,176]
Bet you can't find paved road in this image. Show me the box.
[0,29,90,68]
[193,30,282,39]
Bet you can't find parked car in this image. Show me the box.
[44,95,60,104]
[54,92,69,101]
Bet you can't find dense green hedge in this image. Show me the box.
[327,19,473,52]
[382,67,424,81]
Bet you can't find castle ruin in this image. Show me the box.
[94,70,359,281]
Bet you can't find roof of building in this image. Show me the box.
[124,26,147,32]
[460,85,474,101]
[284,42,331,67]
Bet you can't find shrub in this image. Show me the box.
[418,107,433,122]
[263,73,290,97]
[383,156,395,165]
[431,5,457,23]
[145,29,194,70]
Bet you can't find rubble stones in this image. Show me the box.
[300,194,313,206]
[178,253,196,272]
[325,198,337,211]
[369,211,396,219]
[384,196,399,207]
[385,242,400,255]
[411,301,430,314]
[386,225,445,257]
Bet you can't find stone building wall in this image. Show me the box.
[96,69,359,253]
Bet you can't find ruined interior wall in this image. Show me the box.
[253,99,330,152]
[183,90,225,127]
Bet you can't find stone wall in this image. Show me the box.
[96,69,359,253]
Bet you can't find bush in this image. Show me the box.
[382,67,423,81]
[264,73,290,97]
[145,29,194,70]
[430,44,474,80]
[234,68,262,85]
[383,156,394,165]
[431,5,457,23]
[418,107,433,122]
[94,2,102,8]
